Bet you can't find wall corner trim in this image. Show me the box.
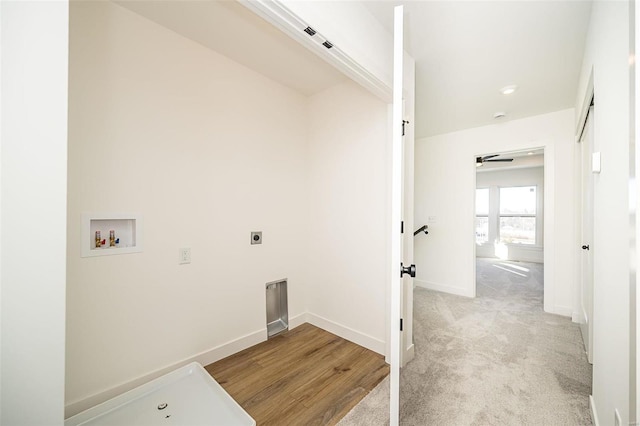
[589,395,600,426]
[288,312,308,329]
[571,311,582,323]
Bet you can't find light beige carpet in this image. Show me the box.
[338,258,593,426]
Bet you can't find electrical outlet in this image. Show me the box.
[251,231,262,245]
[179,248,191,264]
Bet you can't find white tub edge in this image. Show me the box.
[65,328,266,419]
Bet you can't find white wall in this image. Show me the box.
[476,166,544,263]
[66,2,309,415]
[414,109,575,316]
[306,81,389,354]
[574,1,631,423]
[1,2,68,424]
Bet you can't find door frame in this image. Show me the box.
[473,150,545,264]
[472,145,550,305]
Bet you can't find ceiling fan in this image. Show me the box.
[476,154,514,167]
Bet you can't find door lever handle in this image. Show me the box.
[582,245,590,250]
[401,263,416,278]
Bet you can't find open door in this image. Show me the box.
[390,5,412,425]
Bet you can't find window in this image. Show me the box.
[499,186,536,244]
[475,188,489,244]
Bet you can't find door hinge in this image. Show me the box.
[402,120,409,136]
[401,221,404,233]
[400,318,403,331]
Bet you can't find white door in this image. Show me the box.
[390,5,407,426]
[579,105,594,364]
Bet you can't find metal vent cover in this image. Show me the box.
[266,279,288,338]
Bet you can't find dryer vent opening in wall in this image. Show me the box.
[266,279,288,338]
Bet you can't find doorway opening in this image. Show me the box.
[475,148,545,306]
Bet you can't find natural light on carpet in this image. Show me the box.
[498,262,530,272]
[493,264,528,277]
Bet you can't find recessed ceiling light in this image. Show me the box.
[500,85,517,95]
[527,152,534,155]
[493,112,506,119]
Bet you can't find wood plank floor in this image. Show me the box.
[205,323,389,426]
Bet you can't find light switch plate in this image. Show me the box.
[592,152,601,173]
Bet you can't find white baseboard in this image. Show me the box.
[414,279,474,298]
[306,312,386,356]
[64,328,267,419]
[403,343,415,366]
[589,395,599,426]
[288,312,307,329]
[545,305,572,318]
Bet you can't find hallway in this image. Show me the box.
[339,258,592,425]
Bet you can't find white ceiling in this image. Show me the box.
[362,0,593,138]
[115,0,346,96]
[116,0,592,139]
